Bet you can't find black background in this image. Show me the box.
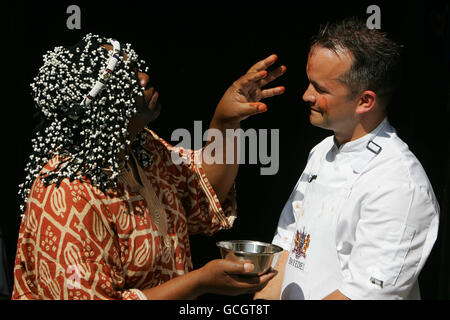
[3,0,449,300]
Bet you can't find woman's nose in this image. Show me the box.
[138,72,151,90]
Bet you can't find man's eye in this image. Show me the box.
[316,87,327,94]
[309,81,327,94]
[315,87,324,94]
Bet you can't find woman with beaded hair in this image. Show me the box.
[12,34,286,300]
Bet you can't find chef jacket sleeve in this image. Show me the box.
[338,181,439,300]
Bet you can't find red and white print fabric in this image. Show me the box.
[12,129,237,300]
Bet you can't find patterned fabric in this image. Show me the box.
[12,129,237,300]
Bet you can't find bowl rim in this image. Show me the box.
[216,240,284,256]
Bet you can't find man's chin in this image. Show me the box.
[309,116,329,130]
[309,114,322,126]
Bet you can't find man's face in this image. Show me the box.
[303,46,357,133]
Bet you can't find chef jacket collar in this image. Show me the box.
[332,117,388,155]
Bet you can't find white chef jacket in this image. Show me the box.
[273,118,440,300]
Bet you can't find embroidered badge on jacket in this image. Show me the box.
[292,228,310,259]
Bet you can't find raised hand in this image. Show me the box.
[213,54,286,125]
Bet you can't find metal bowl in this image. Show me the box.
[216,240,283,276]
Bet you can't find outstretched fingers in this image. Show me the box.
[247,54,279,73]
[237,70,268,88]
[260,65,287,87]
[236,54,286,91]
[260,86,285,99]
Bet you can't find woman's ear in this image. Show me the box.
[355,90,376,115]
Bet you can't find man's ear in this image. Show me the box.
[355,90,376,115]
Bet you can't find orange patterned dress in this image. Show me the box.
[12,129,237,300]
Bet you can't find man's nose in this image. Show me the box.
[302,84,316,104]
[138,72,151,90]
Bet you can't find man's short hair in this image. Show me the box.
[311,17,403,106]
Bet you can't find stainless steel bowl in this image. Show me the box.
[216,240,283,276]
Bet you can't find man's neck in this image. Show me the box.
[334,114,386,147]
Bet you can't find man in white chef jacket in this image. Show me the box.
[254,18,440,300]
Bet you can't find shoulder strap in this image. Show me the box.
[344,121,388,198]
[351,139,383,174]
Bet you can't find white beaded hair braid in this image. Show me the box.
[18,33,152,214]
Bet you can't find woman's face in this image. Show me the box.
[102,44,162,139]
[134,70,162,124]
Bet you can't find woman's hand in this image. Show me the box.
[196,259,278,296]
[202,55,286,203]
[213,54,286,126]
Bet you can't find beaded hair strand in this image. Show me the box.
[18,33,152,215]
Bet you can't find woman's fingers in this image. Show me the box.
[247,54,278,73]
[230,269,278,293]
[236,70,268,89]
[209,259,279,295]
[239,66,286,89]
[258,269,278,283]
[218,259,249,274]
[260,86,285,99]
[236,54,285,90]
[260,65,287,87]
